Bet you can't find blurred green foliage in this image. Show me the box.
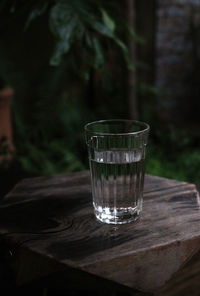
[0,0,200,185]
[146,123,200,183]
[12,95,90,175]
[14,0,134,69]
[147,144,200,183]
[0,0,134,178]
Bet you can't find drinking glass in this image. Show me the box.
[85,119,150,224]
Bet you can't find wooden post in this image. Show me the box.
[126,0,138,120]
[0,86,14,163]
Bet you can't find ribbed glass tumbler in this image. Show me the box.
[85,120,150,225]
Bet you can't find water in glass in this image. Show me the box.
[89,149,145,224]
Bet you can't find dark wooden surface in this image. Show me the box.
[0,171,200,295]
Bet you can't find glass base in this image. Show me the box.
[94,206,141,225]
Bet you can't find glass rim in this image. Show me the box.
[84,119,150,136]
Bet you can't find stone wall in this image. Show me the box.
[156,0,200,125]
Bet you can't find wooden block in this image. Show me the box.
[0,171,199,294]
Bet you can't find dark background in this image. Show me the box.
[0,0,200,198]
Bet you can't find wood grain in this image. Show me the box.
[0,171,199,295]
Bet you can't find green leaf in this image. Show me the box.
[50,3,77,40]
[86,14,133,70]
[25,1,48,30]
[127,27,145,44]
[91,21,114,38]
[49,2,79,65]
[85,32,93,48]
[114,37,134,70]
[50,40,71,66]
[48,0,134,70]
[93,37,104,69]
[101,9,115,32]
